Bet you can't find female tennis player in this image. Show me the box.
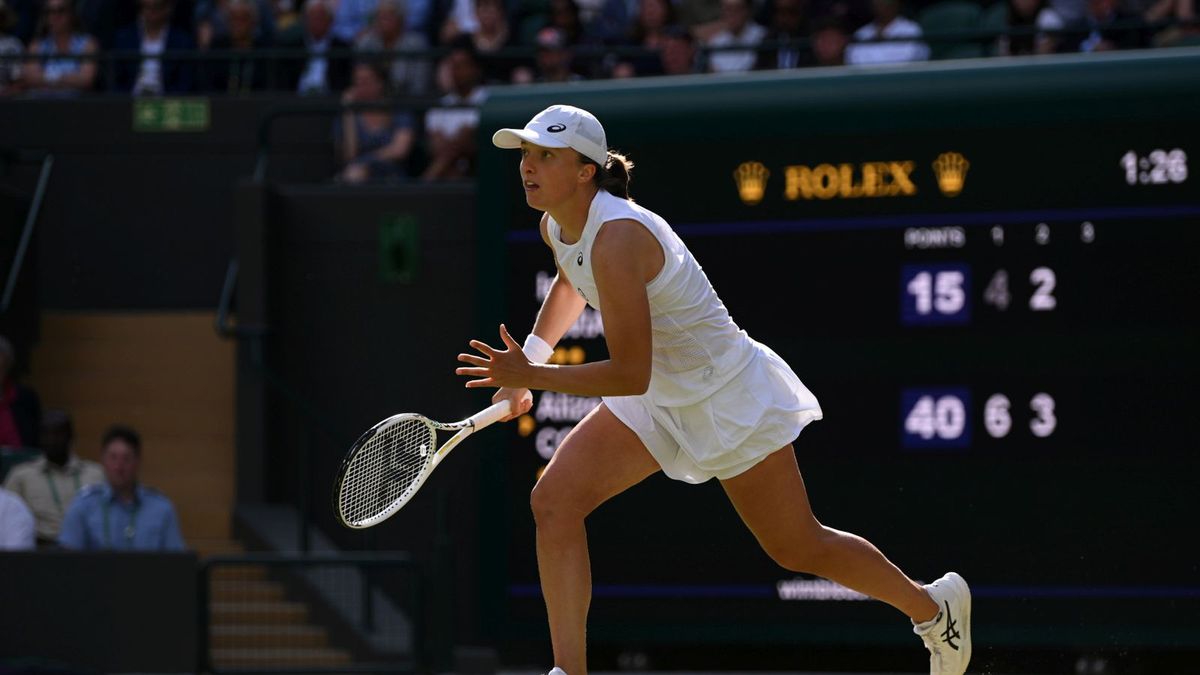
[455,104,971,675]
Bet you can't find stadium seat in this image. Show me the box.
[919,0,987,59]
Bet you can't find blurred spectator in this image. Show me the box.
[615,23,703,76]
[614,0,678,76]
[547,0,585,44]
[1066,0,1148,49]
[660,23,702,73]
[4,410,104,547]
[335,61,416,182]
[631,0,678,49]
[114,0,198,94]
[206,0,273,92]
[706,0,767,73]
[58,425,186,551]
[196,0,275,48]
[0,0,22,95]
[272,0,300,34]
[331,0,375,42]
[996,0,1064,55]
[0,486,33,550]
[356,0,431,95]
[1049,0,1087,23]
[440,0,480,43]
[1142,0,1197,44]
[581,0,631,43]
[334,0,429,42]
[513,25,583,82]
[678,0,724,40]
[845,0,929,63]
[22,0,98,95]
[470,0,516,82]
[422,36,486,181]
[0,336,39,451]
[756,0,809,69]
[810,14,850,64]
[279,0,351,94]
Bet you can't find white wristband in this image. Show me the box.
[522,333,554,364]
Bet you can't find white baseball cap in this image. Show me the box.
[492,105,608,166]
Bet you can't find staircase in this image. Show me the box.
[208,562,354,669]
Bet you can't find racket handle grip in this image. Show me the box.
[469,400,513,431]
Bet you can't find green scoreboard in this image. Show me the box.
[475,49,1200,668]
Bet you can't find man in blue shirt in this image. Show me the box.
[59,425,185,551]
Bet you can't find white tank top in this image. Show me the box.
[546,190,756,407]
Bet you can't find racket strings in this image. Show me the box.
[340,418,436,526]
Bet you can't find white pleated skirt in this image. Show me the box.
[604,340,823,484]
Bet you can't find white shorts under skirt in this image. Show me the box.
[604,341,823,484]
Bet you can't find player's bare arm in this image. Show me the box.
[531,213,588,345]
[456,219,661,397]
[488,214,589,420]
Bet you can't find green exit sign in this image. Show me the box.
[133,98,210,132]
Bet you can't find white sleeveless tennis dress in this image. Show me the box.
[545,190,823,483]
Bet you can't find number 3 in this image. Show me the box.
[1030,393,1057,438]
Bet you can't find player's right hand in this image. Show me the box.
[493,387,533,422]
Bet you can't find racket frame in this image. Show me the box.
[333,400,511,529]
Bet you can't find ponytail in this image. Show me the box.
[586,150,634,200]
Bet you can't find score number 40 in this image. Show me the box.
[902,264,1055,325]
[903,389,1056,449]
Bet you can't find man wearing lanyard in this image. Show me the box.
[58,426,185,551]
[4,410,104,547]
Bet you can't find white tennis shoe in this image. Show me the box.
[545,668,568,675]
[913,572,972,675]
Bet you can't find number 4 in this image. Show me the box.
[984,270,1011,311]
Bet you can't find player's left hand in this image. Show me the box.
[456,324,535,389]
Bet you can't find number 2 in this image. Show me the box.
[1029,267,1057,311]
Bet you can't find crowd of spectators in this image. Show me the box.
[0,0,1194,177]
[0,0,1195,95]
[0,334,185,552]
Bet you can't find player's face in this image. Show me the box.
[519,142,587,210]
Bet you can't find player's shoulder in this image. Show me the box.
[592,218,659,267]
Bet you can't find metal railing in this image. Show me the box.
[199,553,424,674]
[0,151,53,315]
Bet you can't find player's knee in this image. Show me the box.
[529,479,588,530]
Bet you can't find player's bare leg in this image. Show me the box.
[530,403,661,675]
[720,445,939,622]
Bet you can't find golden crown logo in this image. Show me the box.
[734,161,770,206]
[933,152,969,197]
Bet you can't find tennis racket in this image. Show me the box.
[333,400,512,529]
